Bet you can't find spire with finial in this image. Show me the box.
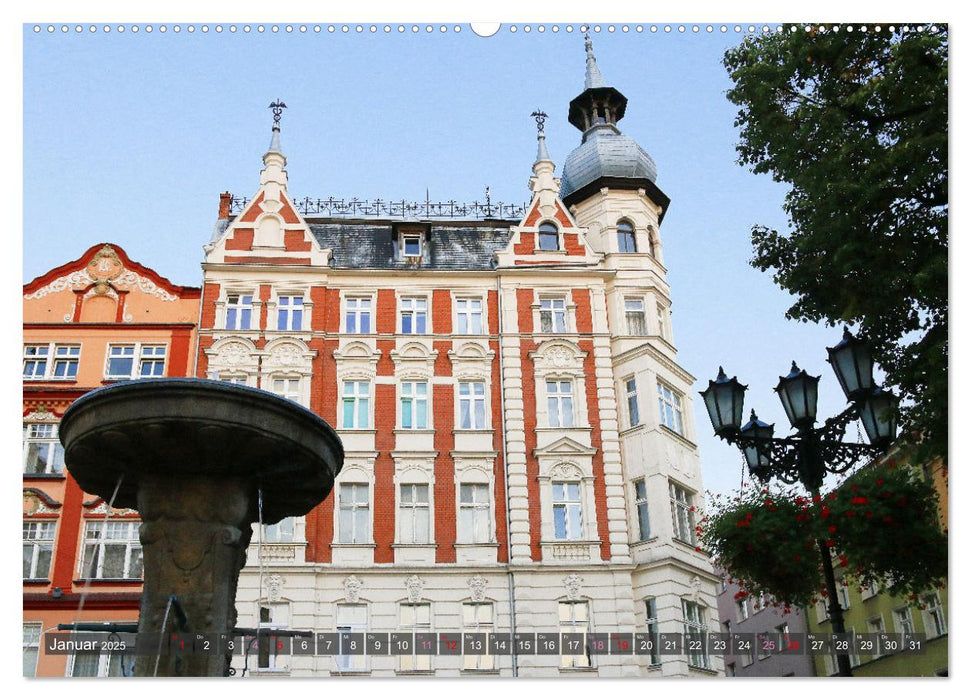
[583,31,607,89]
[531,109,552,164]
[267,100,287,153]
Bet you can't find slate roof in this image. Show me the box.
[308,221,516,270]
[560,124,658,200]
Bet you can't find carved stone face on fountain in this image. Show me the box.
[59,378,343,676]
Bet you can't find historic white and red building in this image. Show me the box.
[198,36,722,677]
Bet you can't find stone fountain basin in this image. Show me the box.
[59,378,343,523]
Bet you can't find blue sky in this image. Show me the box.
[22,21,915,500]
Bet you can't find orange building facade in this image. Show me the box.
[22,243,200,677]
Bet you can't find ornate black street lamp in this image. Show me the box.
[700,327,898,677]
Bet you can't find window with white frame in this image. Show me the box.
[69,642,132,677]
[338,484,370,544]
[400,382,429,429]
[776,622,791,654]
[263,516,295,543]
[458,483,491,543]
[276,295,304,331]
[23,423,65,474]
[861,579,880,599]
[847,627,861,667]
[456,298,483,334]
[400,298,428,334]
[682,599,710,669]
[225,293,254,330]
[24,344,80,380]
[633,479,650,541]
[816,599,829,623]
[219,372,249,385]
[23,521,55,580]
[399,484,430,544]
[838,584,851,611]
[866,615,886,657]
[345,297,373,334]
[546,380,575,428]
[625,376,640,427]
[657,381,685,435]
[922,593,946,637]
[736,597,750,623]
[538,222,559,251]
[80,520,143,580]
[656,303,669,340]
[893,606,915,635]
[625,298,646,335]
[669,482,696,543]
[270,377,301,403]
[399,603,432,672]
[341,381,370,429]
[552,481,583,540]
[23,623,42,677]
[105,344,167,379]
[559,601,591,668]
[336,604,368,672]
[617,220,637,253]
[539,297,567,333]
[402,233,423,258]
[462,602,495,671]
[458,382,487,429]
[757,631,773,660]
[256,602,290,670]
[644,598,661,665]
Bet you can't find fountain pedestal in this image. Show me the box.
[59,379,343,677]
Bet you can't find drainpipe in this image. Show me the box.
[495,271,518,677]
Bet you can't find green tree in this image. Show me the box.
[724,26,947,464]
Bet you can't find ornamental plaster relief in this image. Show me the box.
[24,255,179,303]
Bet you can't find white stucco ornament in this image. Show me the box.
[467,574,488,602]
[405,574,425,603]
[343,575,363,603]
[563,573,583,600]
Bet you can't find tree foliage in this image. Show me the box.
[724,26,948,464]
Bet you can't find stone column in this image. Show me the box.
[134,474,255,677]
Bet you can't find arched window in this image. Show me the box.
[538,222,559,251]
[617,220,636,253]
[648,229,658,258]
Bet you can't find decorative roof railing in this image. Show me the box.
[229,195,529,220]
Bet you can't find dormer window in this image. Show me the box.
[403,234,422,258]
[538,222,559,251]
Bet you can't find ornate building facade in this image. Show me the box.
[22,244,201,676]
[200,37,722,677]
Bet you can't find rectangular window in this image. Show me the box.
[838,584,851,611]
[923,593,946,637]
[682,599,710,669]
[670,482,696,543]
[23,521,56,579]
[225,294,254,330]
[403,234,422,257]
[23,423,65,475]
[219,373,248,385]
[816,600,829,623]
[458,381,486,429]
[400,382,429,429]
[861,579,880,600]
[338,484,370,544]
[736,597,750,623]
[866,616,885,657]
[81,520,143,580]
[633,478,650,541]
[462,603,495,670]
[559,601,591,668]
[656,303,669,340]
[69,639,132,677]
[400,298,428,334]
[458,483,490,544]
[106,344,166,379]
[538,226,560,251]
[893,607,915,635]
[657,382,685,435]
[552,481,583,540]
[263,516,295,543]
[618,228,637,253]
[342,381,370,429]
[757,631,773,660]
[539,298,567,333]
[399,603,432,672]
[276,295,304,331]
[644,599,661,665]
[625,298,646,335]
[456,298,483,335]
[336,604,368,672]
[271,377,301,404]
[23,623,42,677]
[399,484,430,544]
[257,603,290,670]
[625,376,640,427]
[546,380,574,428]
[22,344,78,380]
[345,297,372,334]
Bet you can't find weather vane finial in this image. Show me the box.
[531,109,548,134]
[268,100,287,129]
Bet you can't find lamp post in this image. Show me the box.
[700,327,898,677]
